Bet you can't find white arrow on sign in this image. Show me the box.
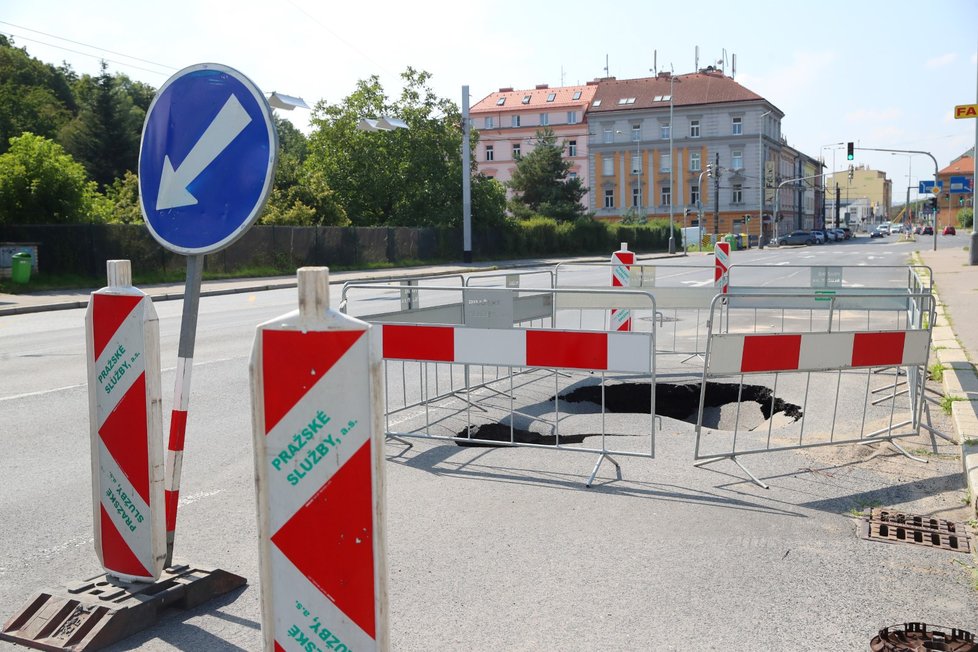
[156,94,252,210]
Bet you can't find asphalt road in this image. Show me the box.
[1,237,975,651]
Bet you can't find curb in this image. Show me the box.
[918,256,978,518]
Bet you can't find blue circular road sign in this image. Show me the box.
[139,63,277,255]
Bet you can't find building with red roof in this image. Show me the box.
[937,147,974,229]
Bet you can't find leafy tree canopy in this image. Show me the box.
[305,68,505,228]
[0,132,106,224]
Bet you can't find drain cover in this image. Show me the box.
[861,508,972,554]
[870,622,976,651]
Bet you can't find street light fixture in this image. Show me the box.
[357,116,408,132]
[267,92,310,111]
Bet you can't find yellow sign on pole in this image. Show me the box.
[954,104,978,119]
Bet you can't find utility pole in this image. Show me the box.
[713,152,721,236]
[835,184,840,228]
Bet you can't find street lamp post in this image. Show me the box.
[758,110,772,248]
[668,73,676,254]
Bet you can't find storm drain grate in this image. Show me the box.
[861,508,972,554]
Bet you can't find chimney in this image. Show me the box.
[535,84,549,89]
[498,87,513,93]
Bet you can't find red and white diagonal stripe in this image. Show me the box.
[706,330,931,376]
[86,289,164,582]
[380,324,652,374]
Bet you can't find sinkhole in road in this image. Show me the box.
[560,381,804,429]
[454,382,803,445]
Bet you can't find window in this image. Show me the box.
[593,99,602,107]
[602,158,613,176]
[660,124,670,139]
[547,93,556,102]
[631,125,641,141]
[540,113,549,126]
[732,117,742,135]
[690,151,701,172]
[732,150,743,170]
[496,97,505,106]
[512,143,521,159]
[632,187,641,207]
[568,171,577,181]
[567,140,577,157]
[521,95,531,104]
[604,189,614,208]
[660,153,671,173]
[603,129,613,144]
[617,97,636,105]
[690,185,700,205]
[732,184,743,204]
[572,90,582,100]
[567,111,578,124]
[484,116,494,129]
[631,154,641,174]
[485,145,494,161]
[661,185,671,206]
[511,115,521,127]
[690,120,700,138]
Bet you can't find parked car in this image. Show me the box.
[773,230,814,246]
[943,225,956,235]
[922,225,934,235]
[841,227,853,239]
[831,228,847,241]
[810,230,826,244]
[825,229,838,241]
[913,225,922,234]
[870,226,885,238]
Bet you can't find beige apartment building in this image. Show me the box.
[825,166,892,221]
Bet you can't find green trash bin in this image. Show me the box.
[724,234,739,251]
[11,251,32,284]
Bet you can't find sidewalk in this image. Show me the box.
[917,246,978,519]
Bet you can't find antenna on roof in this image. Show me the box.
[695,45,699,72]
[603,54,609,78]
[561,65,565,86]
[652,50,657,76]
[731,53,736,79]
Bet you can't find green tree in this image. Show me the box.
[0,132,103,224]
[59,61,143,189]
[0,36,76,154]
[304,68,505,228]
[506,128,588,221]
[103,170,143,224]
[958,207,973,229]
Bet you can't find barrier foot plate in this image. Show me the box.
[0,563,247,652]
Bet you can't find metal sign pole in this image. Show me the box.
[164,253,203,566]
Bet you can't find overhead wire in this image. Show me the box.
[0,30,173,78]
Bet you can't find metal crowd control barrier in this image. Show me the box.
[339,273,465,316]
[341,284,658,486]
[693,290,936,488]
[464,269,555,289]
[553,261,718,359]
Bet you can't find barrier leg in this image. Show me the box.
[693,455,770,490]
[586,453,621,488]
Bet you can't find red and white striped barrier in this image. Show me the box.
[610,243,634,331]
[706,330,931,376]
[381,324,652,373]
[714,241,730,294]
[85,260,165,582]
[252,268,387,652]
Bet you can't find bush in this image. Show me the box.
[958,208,973,229]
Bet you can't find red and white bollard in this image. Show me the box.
[251,267,387,652]
[610,242,635,331]
[85,260,165,582]
[714,241,730,294]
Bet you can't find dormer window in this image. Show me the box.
[547,93,556,102]
[496,97,505,106]
[573,91,582,100]
[522,95,531,104]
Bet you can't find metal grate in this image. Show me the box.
[862,508,972,554]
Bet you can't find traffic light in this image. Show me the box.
[706,163,713,178]
[848,165,854,181]
[960,196,965,206]
[846,142,854,160]
[745,214,751,222]
[928,197,938,210]
[683,208,691,218]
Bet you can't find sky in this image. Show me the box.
[2,0,976,206]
